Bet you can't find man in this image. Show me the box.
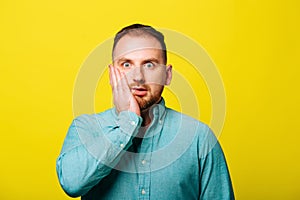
[56,24,234,199]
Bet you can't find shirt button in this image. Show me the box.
[141,189,146,195]
[119,143,124,148]
[130,121,136,126]
[141,160,146,165]
[159,120,163,124]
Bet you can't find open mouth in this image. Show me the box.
[131,87,148,96]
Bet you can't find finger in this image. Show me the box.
[115,67,130,94]
[108,64,113,86]
[114,66,122,85]
[110,65,118,88]
[119,70,129,90]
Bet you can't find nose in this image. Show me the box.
[132,66,145,84]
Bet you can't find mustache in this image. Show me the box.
[129,83,150,90]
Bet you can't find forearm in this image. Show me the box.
[56,111,142,197]
[56,145,105,197]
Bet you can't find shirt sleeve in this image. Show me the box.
[198,127,235,200]
[56,111,142,197]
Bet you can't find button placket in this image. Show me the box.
[141,188,146,195]
[137,152,151,199]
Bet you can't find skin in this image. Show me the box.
[109,35,172,126]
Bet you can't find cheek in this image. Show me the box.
[149,84,164,96]
[118,67,130,74]
[144,72,167,85]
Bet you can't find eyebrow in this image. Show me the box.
[116,58,131,65]
[116,57,160,65]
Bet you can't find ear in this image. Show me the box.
[165,64,172,85]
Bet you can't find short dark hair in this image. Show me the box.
[112,24,167,63]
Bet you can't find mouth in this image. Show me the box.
[131,86,148,97]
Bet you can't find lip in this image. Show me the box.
[131,87,148,96]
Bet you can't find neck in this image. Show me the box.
[141,109,152,126]
[140,97,162,126]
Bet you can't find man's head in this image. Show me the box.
[112,24,167,64]
[111,24,172,111]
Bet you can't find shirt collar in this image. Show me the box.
[150,97,166,121]
[139,98,166,138]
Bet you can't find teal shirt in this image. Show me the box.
[56,99,234,199]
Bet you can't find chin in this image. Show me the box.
[136,96,161,111]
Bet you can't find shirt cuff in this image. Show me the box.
[116,111,143,136]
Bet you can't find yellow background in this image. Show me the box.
[1,0,300,199]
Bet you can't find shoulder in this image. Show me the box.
[72,108,115,129]
[165,108,210,134]
[165,108,217,148]
[66,108,116,141]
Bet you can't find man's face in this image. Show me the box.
[113,35,172,111]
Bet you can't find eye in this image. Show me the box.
[144,62,154,69]
[122,62,131,68]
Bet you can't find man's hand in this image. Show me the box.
[109,65,141,116]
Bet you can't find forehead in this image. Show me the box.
[113,35,163,62]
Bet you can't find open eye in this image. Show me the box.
[122,62,131,68]
[144,62,154,69]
